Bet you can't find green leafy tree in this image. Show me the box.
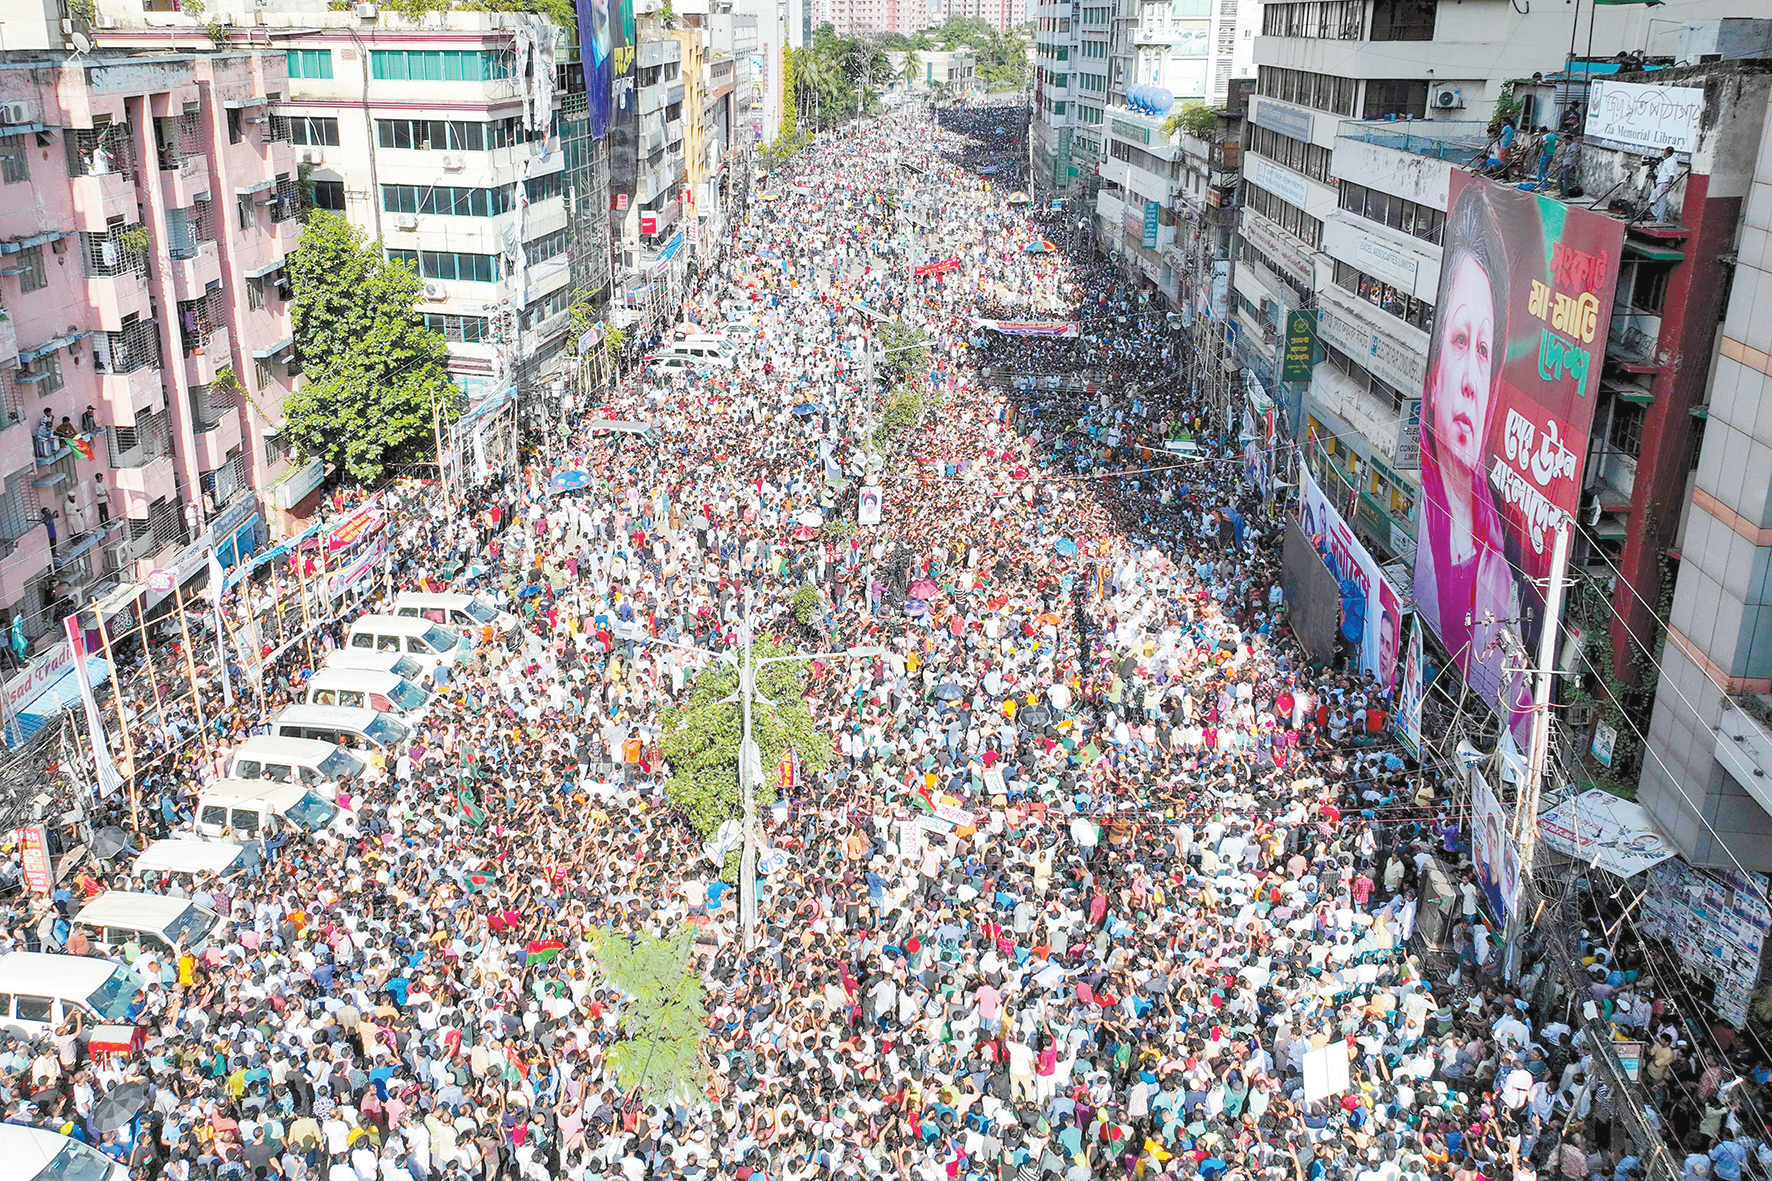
[284,212,459,482]
[660,640,833,839]
[899,50,922,90]
[1162,102,1219,141]
[790,584,823,628]
[876,317,930,380]
[460,0,576,35]
[587,925,706,1104]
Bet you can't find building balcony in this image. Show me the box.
[0,528,52,607]
[0,312,15,370]
[86,268,153,333]
[1335,118,1489,162]
[169,240,222,303]
[184,329,230,388]
[110,453,177,511]
[69,171,137,234]
[97,365,166,425]
[159,153,209,212]
[193,410,243,471]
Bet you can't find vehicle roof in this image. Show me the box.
[75,890,212,929]
[232,735,344,760]
[392,591,484,607]
[0,1122,114,1176]
[135,839,244,874]
[196,779,314,808]
[305,667,407,692]
[347,613,457,635]
[270,703,390,728]
[0,951,126,994]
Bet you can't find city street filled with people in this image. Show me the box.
[0,104,1763,1181]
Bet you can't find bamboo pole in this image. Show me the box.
[92,606,138,834]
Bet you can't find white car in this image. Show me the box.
[1,1123,130,1181]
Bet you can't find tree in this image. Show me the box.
[899,51,922,91]
[659,640,833,839]
[587,924,706,1104]
[284,212,459,482]
[876,316,929,380]
[1162,102,1219,142]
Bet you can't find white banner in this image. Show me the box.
[1297,466,1406,693]
[63,615,122,798]
[1585,79,1703,155]
[1537,788,1676,879]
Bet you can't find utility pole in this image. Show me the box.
[1505,521,1570,979]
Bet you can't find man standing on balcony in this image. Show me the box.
[32,408,53,459]
[92,474,109,526]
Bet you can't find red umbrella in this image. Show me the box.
[790,524,818,540]
[909,578,938,598]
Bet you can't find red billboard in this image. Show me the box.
[1413,170,1624,747]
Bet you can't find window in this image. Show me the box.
[1235,236,1311,305]
[0,136,27,184]
[16,246,45,293]
[388,249,500,283]
[247,276,265,312]
[380,184,516,217]
[1256,66,1356,116]
[14,995,51,1023]
[238,194,255,231]
[1628,261,1671,314]
[1248,126,1332,183]
[369,50,510,83]
[228,108,243,145]
[524,172,564,204]
[422,313,490,343]
[312,180,346,211]
[255,358,274,392]
[1322,342,1409,413]
[1261,1,1363,39]
[278,116,340,147]
[1338,181,1444,244]
[1608,400,1646,459]
[1369,0,1435,41]
[1245,185,1323,249]
[375,117,536,151]
[286,49,335,79]
[521,287,571,330]
[1362,79,1430,120]
[1332,259,1435,332]
[524,228,569,265]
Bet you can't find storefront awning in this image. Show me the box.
[2,655,110,751]
[1537,789,1677,878]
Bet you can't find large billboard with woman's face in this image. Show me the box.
[1414,171,1624,747]
[1299,467,1405,694]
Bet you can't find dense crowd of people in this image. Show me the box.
[0,103,1763,1181]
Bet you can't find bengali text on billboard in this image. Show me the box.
[1413,171,1624,747]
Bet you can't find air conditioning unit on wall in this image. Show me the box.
[1432,86,1464,110]
[423,282,446,300]
[393,213,418,230]
[298,146,324,165]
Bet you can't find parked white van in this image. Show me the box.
[72,891,219,957]
[134,839,246,882]
[0,952,144,1036]
[324,648,440,690]
[227,735,364,799]
[344,614,470,677]
[266,704,410,752]
[304,666,432,718]
[193,779,339,841]
[645,349,736,372]
[2,1123,131,1181]
[389,591,517,645]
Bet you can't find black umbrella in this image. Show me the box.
[1119,655,1139,683]
[933,683,964,701]
[1019,706,1051,728]
[91,1082,147,1134]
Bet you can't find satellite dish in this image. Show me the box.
[91,826,133,862]
[68,31,93,55]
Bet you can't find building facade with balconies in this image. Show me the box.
[0,49,298,652]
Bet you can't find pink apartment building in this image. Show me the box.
[0,50,300,654]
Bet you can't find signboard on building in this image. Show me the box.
[1240,214,1313,290]
[1251,97,1313,143]
[1413,171,1624,749]
[1396,617,1423,755]
[1142,198,1159,247]
[1586,79,1704,155]
[1281,310,1316,383]
[1298,465,1406,693]
[1316,285,1425,395]
[1330,136,1451,208]
[19,825,50,896]
[1110,118,1150,145]
[1247,156,1310,209]
[1394,399,1421,470]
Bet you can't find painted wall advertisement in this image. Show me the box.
[1413,170,1624,748]
[1298,466,1406,693]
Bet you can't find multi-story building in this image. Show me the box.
[885,48,978,97]
[98,2,575,404]
[815,0,941,38]
[0,45,300,650]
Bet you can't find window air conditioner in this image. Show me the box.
[423,282,447,300]
[393,213,418,230]
[442,153,465,171]
[1432,86,1463,110]
[298,147,324,165]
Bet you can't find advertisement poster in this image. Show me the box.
[575,0,612,139]
[1470,768,1520,922]
[1413,171,1624,747]
[18,825,50,896]
[608,0,637,220]
[1585,79,1703,155]
[1397,617,1424,754]
[970,319,1082,338]
[1298,466,1406,693]
[1281,310,1316,383]
[1537,788,1676,879]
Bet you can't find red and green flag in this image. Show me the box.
[463,869,498,893]
[525,938,566,967]
[458,788,486,828]
[69,437,95,461]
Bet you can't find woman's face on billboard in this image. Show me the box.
[1431,253,1497,482]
